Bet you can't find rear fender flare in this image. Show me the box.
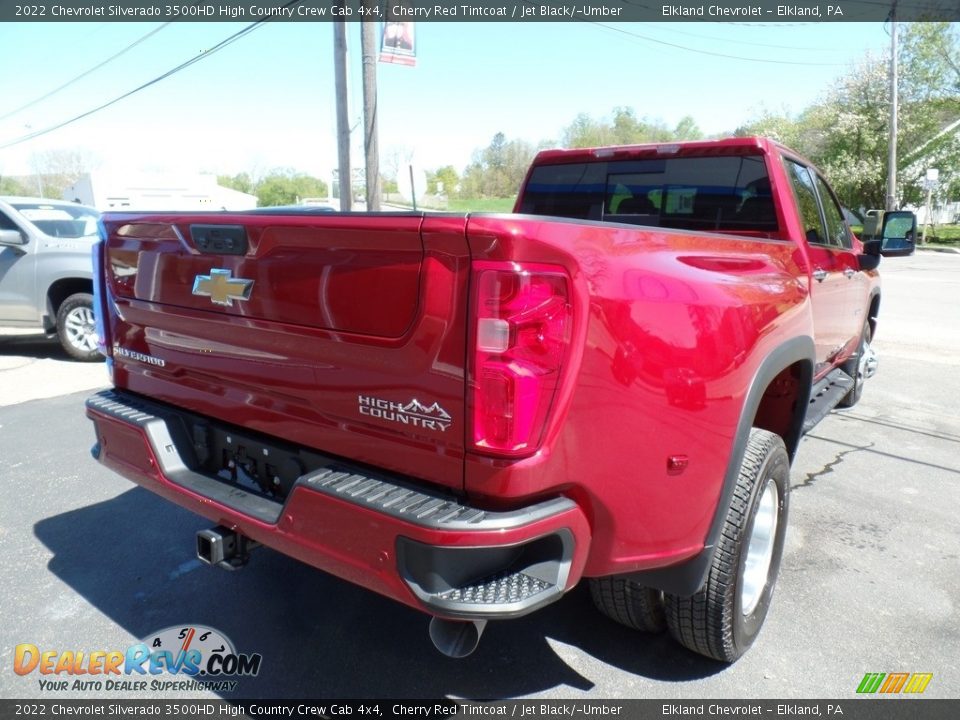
[626,335,814,596]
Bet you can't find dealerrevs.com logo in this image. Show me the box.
[856,672,934,694]
[13,625,261,693]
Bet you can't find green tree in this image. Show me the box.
[253,169,328,207]
[896,22,960,207]
[382,176,399,194]
[733,110,805,148]
[217,172,255,195]
[562,113,609,148]
[561,107,700,148]
[427,165,459,196]
[674,115,705,141]
[460,133,535,198]
[0,176,29,195]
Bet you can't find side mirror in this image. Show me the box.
[858,240,882,271]
[0,228,26,248]
[878,211,916,257]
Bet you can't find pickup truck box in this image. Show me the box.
[0,197,102,360]
[85,137,910,663]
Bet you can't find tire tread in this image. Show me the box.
[589,577,666,633]
[664,428,787,662]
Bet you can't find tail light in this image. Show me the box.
[468,262,572,457]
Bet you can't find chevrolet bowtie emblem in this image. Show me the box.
[192,268,254,307]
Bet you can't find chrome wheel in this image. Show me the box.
[861,337,878,380]
[64,305,97,353]
[665,428,789,662]
[741,480,779,616]
[854,336,870,393]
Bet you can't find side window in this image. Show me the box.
[785,160,827,245]
[0,211,19,231]
[814,175,852,249]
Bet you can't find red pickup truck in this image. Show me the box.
[86,137,913,663]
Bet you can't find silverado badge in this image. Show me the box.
[192,268,254,307]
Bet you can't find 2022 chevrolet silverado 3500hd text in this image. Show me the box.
[85,138,915,662]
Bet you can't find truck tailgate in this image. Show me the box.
[99,212,471,493]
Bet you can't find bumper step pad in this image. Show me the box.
[437,572,553,605]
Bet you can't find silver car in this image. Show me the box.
[0,197,102,361]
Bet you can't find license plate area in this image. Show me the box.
[190,420,334,502]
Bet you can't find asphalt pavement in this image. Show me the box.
[1,253,957,701]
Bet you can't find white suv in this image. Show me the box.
[0,197,101,361]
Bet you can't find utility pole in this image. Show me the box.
[360,5,381,210]
[333,17,351,211]
[885,4,898,211]
[921,169,939,244]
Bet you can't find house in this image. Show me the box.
[63,172,257,211]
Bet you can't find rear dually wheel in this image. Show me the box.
[664,428,790,662]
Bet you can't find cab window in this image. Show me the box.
[814,175,853,249]
[784,160,827,246]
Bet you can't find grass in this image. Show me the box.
[857,223,959,246]
[920,224,960,245]
[927,224,960,242]
[446,197,516,213]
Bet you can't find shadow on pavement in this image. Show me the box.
[34,487,725,699]
[0,333,71,360]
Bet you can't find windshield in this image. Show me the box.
[12,202,100,238]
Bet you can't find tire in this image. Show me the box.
[664,428,789,662]
[838,321,872,408]
[589,577,666,633]
[56,293,100,362]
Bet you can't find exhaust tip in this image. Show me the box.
[428,618,487,659]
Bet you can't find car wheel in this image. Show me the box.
[589,577,666,633]
[56,293,100,361]
[838,321,873,408]
[664,428,789,662]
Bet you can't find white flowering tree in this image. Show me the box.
[738,23,960,212]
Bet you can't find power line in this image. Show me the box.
[0,23,173,123]
[0,3,301,151]
[591,23,850,66]
[650,25,854,52]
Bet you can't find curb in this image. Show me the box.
[916,245,960,254]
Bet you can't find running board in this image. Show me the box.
[802,369,854,433]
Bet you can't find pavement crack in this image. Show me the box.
[793,442,874,490]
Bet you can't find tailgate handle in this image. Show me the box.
[191,225,248,256]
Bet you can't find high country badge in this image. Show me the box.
[358,395,452,432]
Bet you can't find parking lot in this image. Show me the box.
[1,251,957,700]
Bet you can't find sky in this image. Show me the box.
[0,19,905,186]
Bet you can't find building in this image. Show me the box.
[63,172,257,211]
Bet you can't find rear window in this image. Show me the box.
[518,154,778,235]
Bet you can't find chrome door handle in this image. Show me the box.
[844,268,856,279]
[813,268,827,283]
